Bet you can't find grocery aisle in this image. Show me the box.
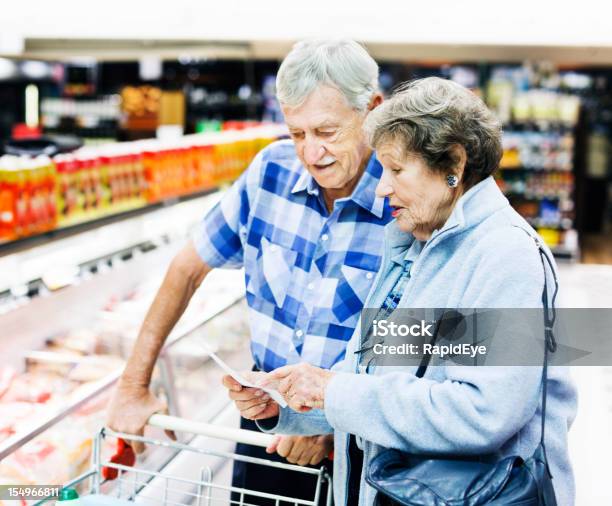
[559,263,612,505]
[581,233,612,264]
[0,14,611,503]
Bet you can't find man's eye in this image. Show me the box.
[290,132,304,140]
[390,167,402,174]
[317,130,336,138]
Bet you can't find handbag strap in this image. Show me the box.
[415,228,558,452]
[534,235,559,449]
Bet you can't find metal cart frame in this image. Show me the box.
[41,414,333,506]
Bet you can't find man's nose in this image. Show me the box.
[303,138,326,165]
[376,171,393,198]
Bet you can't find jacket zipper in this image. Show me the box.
[341,224,459,505]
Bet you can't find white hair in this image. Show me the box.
[276,39,379,111]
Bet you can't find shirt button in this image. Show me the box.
[321,234,329,242]
[366,272,374,280]
[307,283,314,290]
[270,245,278,252]
[295,330,304,337]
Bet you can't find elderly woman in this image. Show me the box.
[224,77,577,506]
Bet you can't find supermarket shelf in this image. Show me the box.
[502,122,576,132]
[524,217,574,230]
[0,187,220,258]
[0,371,122,461]
[550,244,581,261]
[0,190,224,299]
[0,294,245,461]
[504,192,571,201]
[499,166,573,172]
[0,237,164,309]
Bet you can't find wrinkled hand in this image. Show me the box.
[106,380,171,454]
[266,434,333,466]
[222,371,280,420]
[264,363,335,413]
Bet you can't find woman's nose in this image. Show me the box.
[303,139,326,165]
[376,172,393,198]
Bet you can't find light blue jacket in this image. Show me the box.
[259,176,577,506]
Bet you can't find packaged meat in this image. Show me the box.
[0,372,66,404]
[67,355,124,383]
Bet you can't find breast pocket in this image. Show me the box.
[247,237,297,308]
[332,264,377,323]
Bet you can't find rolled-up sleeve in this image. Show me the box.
[191,150,263,269]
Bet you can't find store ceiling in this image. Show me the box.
[15,39,254,62]
[4,0,612,65]
[10,38,612,65]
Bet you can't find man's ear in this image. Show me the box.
[367,92,384,111]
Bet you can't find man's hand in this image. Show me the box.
[106,381,168,454]
[222,372,280,420]
[266,434,333,466]
[105,244,211,453]
[264,363,335,412]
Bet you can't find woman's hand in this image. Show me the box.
[264,363,335,412]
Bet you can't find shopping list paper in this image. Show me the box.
[205,348,288,408]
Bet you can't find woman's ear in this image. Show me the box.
[449,144,467,181]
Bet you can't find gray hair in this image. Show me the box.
[276,39,379,112]
[364,77,503,187]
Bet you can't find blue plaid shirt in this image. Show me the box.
[192,139,392,371]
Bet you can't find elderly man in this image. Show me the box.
[106,39,391,504]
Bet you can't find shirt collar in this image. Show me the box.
[291,167,320,196]
[391,237,425,266]
[290,153,386,218]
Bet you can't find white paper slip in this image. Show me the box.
[205,348,288,408]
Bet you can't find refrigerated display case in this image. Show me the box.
[0,189,255,495]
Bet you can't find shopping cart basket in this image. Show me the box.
[40,414,333,506]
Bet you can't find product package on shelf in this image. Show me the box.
[486,66,584,258]
[0,156,57,241]
[0,359,116,493]
[495,128,578,253]
[0,124,286,243]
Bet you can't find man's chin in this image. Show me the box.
[310,173,339,189]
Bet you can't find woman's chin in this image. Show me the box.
[395,218,414,234]
[396,219,431,240]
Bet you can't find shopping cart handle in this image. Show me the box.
[147,414,275,448]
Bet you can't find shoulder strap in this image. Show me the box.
[533,235,559,448]
[509,227,558,451]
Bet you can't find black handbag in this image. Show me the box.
[365,235,559,506]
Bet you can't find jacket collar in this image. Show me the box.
[384,176,510,253]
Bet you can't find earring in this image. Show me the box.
[446,175,459,188]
